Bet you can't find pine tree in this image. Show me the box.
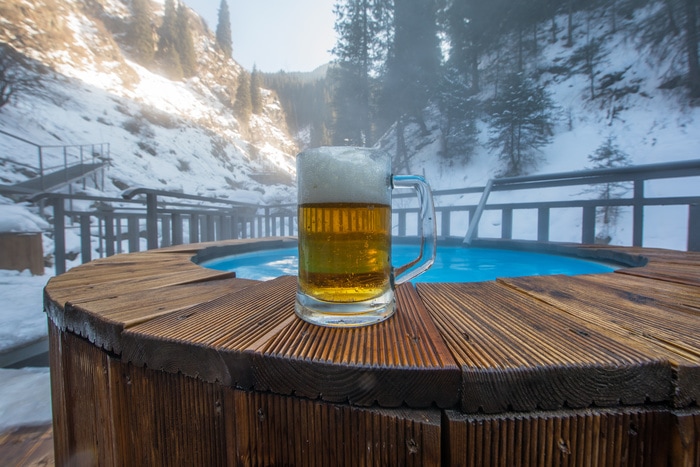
[331,0,392,146]
[175,3,197,77]
[250,66,263,114]
[158,0,177,55]
[216,0,233,59]
[438,67,479,164]
[587,136,632,243]
[130,0,155,65]
[487,72,556,176]
[568,28,605,100]
[382,0,441,123]
[158,0,180,78]
[234,71,252,126]
[162,45,184,80]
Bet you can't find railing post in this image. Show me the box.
[537,207,550,242]
[582,206,596,244]
[189,213,199,243]
[206,215,216,241]
[633,180,644,247]
[80,214,92,264]
[103,207,115,257]
[128,216,140,252]
[689,204,700,252]
[501,208,513,240]
[53,197,66,275]
[440,209,450,238]
[161,215,171,247]
[398,212,407,237]
[146,193,158,250]
[171,212,183,245]
[39,147,44,191]
[63,146,68,184]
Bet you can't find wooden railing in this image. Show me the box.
[31,159,700,275]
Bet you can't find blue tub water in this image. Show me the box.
[201,245,616,283]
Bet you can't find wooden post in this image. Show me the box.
[0,232,43,275]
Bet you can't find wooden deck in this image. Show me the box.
[0,424,53,466]
[39,238,700,465]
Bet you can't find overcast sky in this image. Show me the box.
[184,0,337,72]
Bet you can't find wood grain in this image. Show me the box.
[41,239,700,465]
[417,280,671,413]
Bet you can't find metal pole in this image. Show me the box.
[53,197,66,275]
[464,179,494,244]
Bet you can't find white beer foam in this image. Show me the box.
[297,147,391,205]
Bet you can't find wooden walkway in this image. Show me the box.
[35,239,700,465]
[0,424,53,466]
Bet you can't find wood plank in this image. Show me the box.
[60,278,258,353]
[121,276,299,386]
[501,274,700,407]
[616,261,700,286]
[45,267,234,308]
[671,410,700,467]
[229,389,442,466]
[444,407,673,467]
[49,325,118,465]
[417,281,672,413]
[0,424,54,467]
[108,361,229,466]
[122,278,460,407]
[254,283,461,408]
[580,273,700,312]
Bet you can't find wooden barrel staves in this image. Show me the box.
[44,238,700,466]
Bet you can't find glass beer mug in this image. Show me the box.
[295,147,437,327]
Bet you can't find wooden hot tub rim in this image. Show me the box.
[44,237,700,413]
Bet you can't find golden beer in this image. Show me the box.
[298,202,391,302]
[295,146,435,327]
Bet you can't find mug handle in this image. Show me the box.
[391,175,437,285]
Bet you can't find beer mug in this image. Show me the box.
[295,147,437,327]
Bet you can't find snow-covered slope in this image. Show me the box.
[0,0,297,205]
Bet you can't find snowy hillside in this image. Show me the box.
[0,0,297,205]
[380,5,699,188]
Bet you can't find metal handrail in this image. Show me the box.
[0,129,110,191]
[463,158,700,244]
[27,158,700,275]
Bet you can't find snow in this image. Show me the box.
[1,0,699,435]
[0,204,49,233]
[0,269,53,432]
[0,368,52,433]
